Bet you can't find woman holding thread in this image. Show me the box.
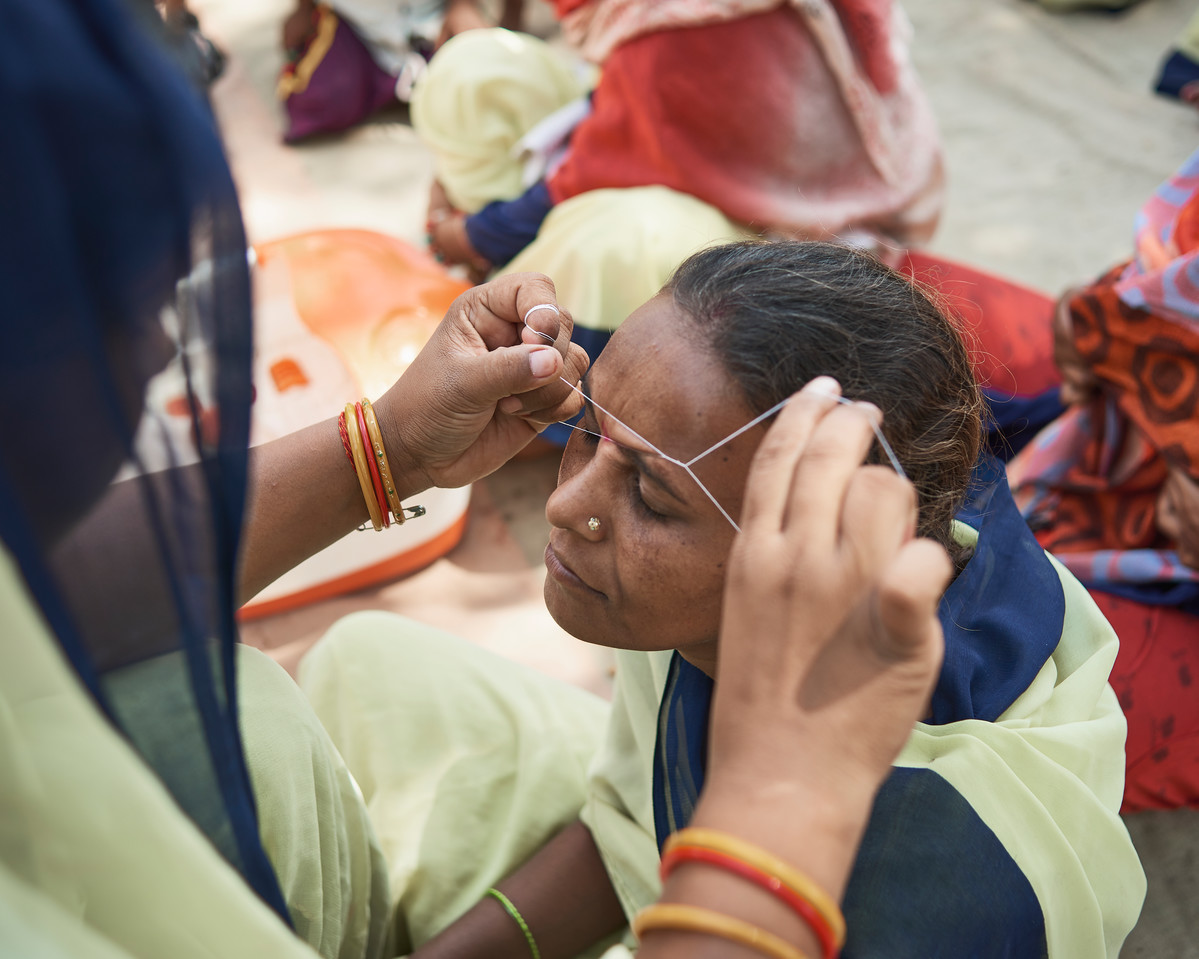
[4,3,970,959]
[305,242,1146,958]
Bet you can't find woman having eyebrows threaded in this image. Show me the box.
[307,241,1144,959]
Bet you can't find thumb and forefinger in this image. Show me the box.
[458,272,573,352]
[447,272,590,419]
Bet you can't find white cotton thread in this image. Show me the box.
[522,304,560,330]
[523,303,561,328]
[519,314,906,532]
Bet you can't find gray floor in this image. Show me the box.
[1125,809,1199,956]
[195,0,1199,951]
[910,0,1197,292]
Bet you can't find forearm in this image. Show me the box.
[413,820,626,959]
[237,413,428,604]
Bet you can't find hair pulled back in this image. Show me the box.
[666,241,982,561]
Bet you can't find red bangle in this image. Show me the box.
[337,411,355,466]
[660,846,839,959]
[355,402,390,527]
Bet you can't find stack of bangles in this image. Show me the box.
[337,398,425,531]
[634,828,847,959]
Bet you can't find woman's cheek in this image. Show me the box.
[641,541,726,625]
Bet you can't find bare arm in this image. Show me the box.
[437,0,493,48]
[237,416,370,605]
[412,820,626,959]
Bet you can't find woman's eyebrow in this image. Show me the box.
[579,371,597,422]
[626,447,689,505]
[577,372,688,505]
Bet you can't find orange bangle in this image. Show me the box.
[661,846,837,959]
[355,402,390,528]
[633,904,811,959]
[664,828,845,950]
[361,398,405,524]
[344,402,383,531]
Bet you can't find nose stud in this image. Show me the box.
[587,516,601,532]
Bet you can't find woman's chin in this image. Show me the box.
[543,576,606,647]
[542,577,683,654]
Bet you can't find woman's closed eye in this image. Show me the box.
[579,424,669,519]
[577,416,671,520]
[632,472,670,520]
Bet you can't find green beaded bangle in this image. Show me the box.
[484,887,541,959]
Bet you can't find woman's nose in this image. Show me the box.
[546,440,612,538]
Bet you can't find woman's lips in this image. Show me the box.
[544,542,606,599]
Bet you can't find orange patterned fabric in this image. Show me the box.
[1070,272,1199,480]
[1011,211,1199,561]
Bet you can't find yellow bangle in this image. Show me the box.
[633,904,811,959]
[664,828,845,949]
[360,398,406,524]
[344,402,383,531]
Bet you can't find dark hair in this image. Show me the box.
[666,240,982,562]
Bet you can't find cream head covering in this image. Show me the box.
[412,29,586,214]
[504,186,747,335]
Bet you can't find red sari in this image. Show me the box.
[546,0,944,249]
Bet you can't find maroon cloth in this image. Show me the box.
[279,6,396,143]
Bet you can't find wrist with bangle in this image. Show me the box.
[337,398,425,530]
[634,827,846,959]
[484,887,540,959]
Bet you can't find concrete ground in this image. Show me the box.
[193,0,1199,952]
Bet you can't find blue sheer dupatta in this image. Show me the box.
[0,0,288,923]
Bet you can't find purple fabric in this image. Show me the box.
[282,12,396,143]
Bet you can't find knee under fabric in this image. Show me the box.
[236,646,393,959]
[411,29,587,214]
[300,613,610,952]
[0,542,380,959]
[104,646,394,959]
